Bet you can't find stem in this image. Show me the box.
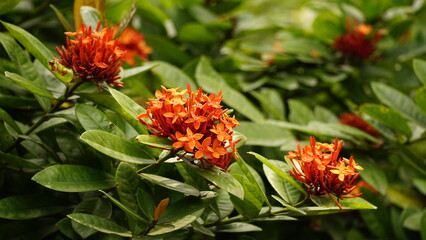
[4,81,84,153]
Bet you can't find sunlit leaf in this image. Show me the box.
[140,173,200,197]
[68,213,132,237]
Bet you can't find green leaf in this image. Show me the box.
[146,36,190,66]
[249,152,306,195]
[290,197,377,216]
[5,72,54,99]
[288,99,314,124]
[191,220,215,237]
[415,86,426,116]
[116,163,141,215]
[360,103,412,138]
[68,213,132,237]
[413,178,426,195]
[1,21,54,68]
[185,161,244,199]
[204,189,234,223]
[210,223,262,233]
[421,212,426,240]
[195,57,264,123]
[49,4,73,32]
[140,173,200,197]
[229,174,263,219]
[413,59,426,86]
[371,82,426,128]
[135,135,173,149]
[0,152,42,171]
[251,88,285,120]
[80,6,101,29]
[100,190,148,223]
[150,61,197,89]
[263,160,303,205]
[178,22,220,44]
[32,165,116,192]
[137,188,155,220]
[121,64,157,80]
[109,88,145,119]
[0,0,20,16]
[358,159,388,195]
[0,107,21,134]
[0,194,70,220]
[235,121,294,146]
[314,105,339,123]
[271,195,306,215]
[81,130,156,164]
[76,104,111,131]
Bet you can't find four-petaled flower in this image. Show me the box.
[286,136,363,209]
[56,22,125,91]
[138,85,240,169]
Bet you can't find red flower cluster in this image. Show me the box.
[286,137,363,209]
[56,23,125,91]
[137,85,240,169]
[339,112,380,138]
[333,21,381,60]
[116,27,153,66]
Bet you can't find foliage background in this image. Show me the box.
[0,0,425,239]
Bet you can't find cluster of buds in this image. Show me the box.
[115,27,153,66]
[137,85,240,169]
[286,137,363,209]
[333,20,382,60]
[56,22,125,91]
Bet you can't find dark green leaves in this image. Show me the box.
[32,165,116,192]
[5,72,54,99]
[68,213,132,237]
[140,173,200,196]
[81,130,156,164]
[413,59,426,85]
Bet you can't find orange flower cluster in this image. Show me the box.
[286,137,363,209]
[137,85,240,169]
[333,22,381,60]
[56,23,125,91]
[339,112,380,138]
[116,27,153,66]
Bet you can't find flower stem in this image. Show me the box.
[4,81,84,153]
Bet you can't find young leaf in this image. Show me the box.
[229,174,263,219]
[153,198,169,222]
[135,135,173,149]
[248,152,306,195]
[262,160,303,205]
[80,130,156,164]
[371,82,426,128]
[185,161,244,199]
[195,57,264,123]
[0,194,71,220]
[1,21,54,68]
[140,173,200,197]
[5,72,54,99]
[109,88,145,119]
[32,165,116,192]
[68,213,132,237]
[413,59,426,86]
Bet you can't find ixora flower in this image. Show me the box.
[333,20,382,60]
[56,22,125,91]
[137,85,240,169]
[285,136,363,209]
[339,112,380,138]
[115,27,153,66]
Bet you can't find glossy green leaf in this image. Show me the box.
[68,213,132,237]
[1,21,54,68]
[195,57,264,123]
[148,196,211,235]
[100,190,148,223]
[413,59,426,86]
[271,195,306,215]
[290,197,377,216]
[229,174,263,219]
[0,108,21,134]
[415,86,426,116]
[32,165,115,192]
[121,64,157,80]
[413,178,426,195]
[78,92,148,135]
[251,88,285,120]
[211,223,262,233]
[288,99,314,124]
[185,161,244,199]
[249,152,306,195]
[135,135,173,149]
[0,152,42,170]
[137,0,176,37]
[191,220,215,237]
[204,189,234,223]
[371,82,426,128]
[146,36,190,66]
[235,121,294,146]
[81,130,156,164]
[140,173,200,197]
[109,88,145,119]
[57,218,82,240]
[263,160,303,205]
[150,61,197,89]
[116,163,141,219]
[76,104,111,131]
[360,103,411,138]
[137,188,155,220]
[5,72,54,99]
[0,194,70,220]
